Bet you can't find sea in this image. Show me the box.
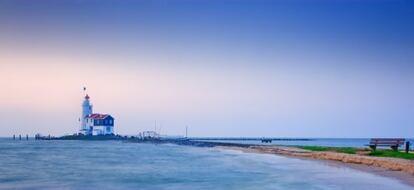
[0,138,413,190]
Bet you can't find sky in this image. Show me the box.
[0,0,413,137]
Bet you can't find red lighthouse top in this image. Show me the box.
[85,94,90,100]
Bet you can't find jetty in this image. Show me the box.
[33,133,312,146]
[124,136,313,147]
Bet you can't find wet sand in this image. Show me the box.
[218,145,414,187]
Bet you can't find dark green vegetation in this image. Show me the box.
[297,146,414,160]
[369,150,414,160]
[297,146,359,154]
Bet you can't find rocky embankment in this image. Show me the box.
[222,145,414,175]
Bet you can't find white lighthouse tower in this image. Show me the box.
[80,94,93,135]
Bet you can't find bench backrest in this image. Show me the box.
[370,138,405,145]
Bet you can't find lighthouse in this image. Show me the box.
[79,90,115,136]
[80,94,93,134]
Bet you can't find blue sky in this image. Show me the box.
[0,0,413,137]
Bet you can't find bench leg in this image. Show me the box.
[369,145,376,151]
[391,146,398,151]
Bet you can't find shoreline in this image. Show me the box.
[217,145,414,187]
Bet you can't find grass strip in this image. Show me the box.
[368,150,414,160]
[297,146,358,154]
[296,146,414,160]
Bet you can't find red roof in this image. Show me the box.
[86,113,110,120]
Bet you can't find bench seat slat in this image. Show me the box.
[369,143,404,145]
[370,140,404,142]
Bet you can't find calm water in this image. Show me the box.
[200,138,414,148]
[0,139,413,190]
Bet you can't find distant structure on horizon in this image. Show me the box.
[80,93,115,136]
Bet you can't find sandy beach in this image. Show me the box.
[218,145,414,187]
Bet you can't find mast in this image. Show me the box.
[154,120,157,132]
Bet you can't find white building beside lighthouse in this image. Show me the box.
[80,94,115,136]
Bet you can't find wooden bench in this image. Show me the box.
[261,139,272,143]
[367,138,405,151]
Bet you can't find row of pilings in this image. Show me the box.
[12,134,29,140]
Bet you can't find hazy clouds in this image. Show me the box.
[0,0,413,137]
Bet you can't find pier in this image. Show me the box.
[125,136,314,148]
[188,137,312,141]
[31,133,312,148]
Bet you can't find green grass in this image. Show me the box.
[296,146,414,160]
[368,150,414,160]
[297,146,358,154]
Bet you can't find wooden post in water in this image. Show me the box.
[26,134,29,141]
[13,134,15,140]
[19,135,21,140]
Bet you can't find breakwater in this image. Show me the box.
[34,134,312,144]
